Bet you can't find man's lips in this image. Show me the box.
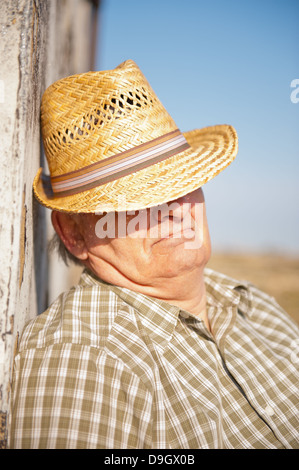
[153,226,196,245]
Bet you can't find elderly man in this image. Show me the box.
[9,61,298,449]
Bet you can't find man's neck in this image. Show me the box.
[86,257,209,330]
[153,274,209,331]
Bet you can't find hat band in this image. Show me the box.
[50,129,190,197]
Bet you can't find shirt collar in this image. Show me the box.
[80,269,180,350]
[80,267,252,349]
[204,267,252,314]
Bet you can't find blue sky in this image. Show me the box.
[95,0,299,254]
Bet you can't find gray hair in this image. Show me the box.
[48,232,84,267]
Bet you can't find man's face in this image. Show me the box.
[76,188,211,288]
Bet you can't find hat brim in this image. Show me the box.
[33,124,238,213]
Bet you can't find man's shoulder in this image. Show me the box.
[18,278,131,353]
[204,267,299,332]
[16,273,160,389]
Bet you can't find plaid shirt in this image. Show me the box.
[9,268,299,449]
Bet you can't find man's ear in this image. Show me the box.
[51,211,88,260]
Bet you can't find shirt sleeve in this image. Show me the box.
[9,342,153,449]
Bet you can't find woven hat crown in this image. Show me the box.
[34,59,238,213]
[41,60,178,178]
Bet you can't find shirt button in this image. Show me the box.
[180,311,190,319]
[265,405,275,416]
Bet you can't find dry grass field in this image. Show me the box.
[207,252,299,325]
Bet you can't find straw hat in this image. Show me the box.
[33,60,238,213]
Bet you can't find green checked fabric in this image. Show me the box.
[9,268,299,449]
